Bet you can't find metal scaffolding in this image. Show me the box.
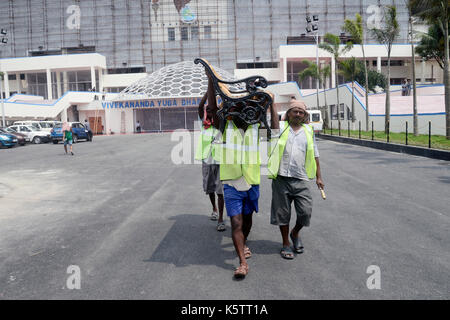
[1,0,411,74]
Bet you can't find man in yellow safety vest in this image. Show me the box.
[211,90,279,279]
[267,99,324,260]
[195,77,225,231]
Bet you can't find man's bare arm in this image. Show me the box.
[269,99,279,130]
[315,157,324,189]
[198,92,207,119]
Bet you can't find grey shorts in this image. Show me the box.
[270,176,312,227]
[202,162,223,195]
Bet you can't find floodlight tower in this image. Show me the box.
[306,15,320,110]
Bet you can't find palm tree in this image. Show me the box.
[319,33,353,126]
[369,5,400,134]
[410,0,449,139]
[416,22,448,69]
[298,60,332,128]
[339,57,360,124]
[405,0,419,136]
[342,13,370,131]
[320,64,331,128]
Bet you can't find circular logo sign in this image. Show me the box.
[180,5,196,24]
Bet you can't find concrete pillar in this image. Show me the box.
[90,66,96,91]
[98,68,104,93]
[331,57,336,88]
[4,72,10,98]
[16,73,22,94]
[63,71,68,93]
[282,58,287,83]
[56,72,62,98]
[46,69,53,100]
[377,56,381,73]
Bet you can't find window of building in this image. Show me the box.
[204,25,212,39]
[390,78,404,85]
[330,105,338,120]
[191,26,199,40]
[8,74,16,80]
[381,60,404,67]
[168,28,175,41]
[340,104,345,120]
[26,72,49,99]
[107,67,146,74]
[180,26,188,40]
[107,87,127,93]
[346,106,353,121]
[236,62,279,69]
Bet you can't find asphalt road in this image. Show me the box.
[0,133,449,300]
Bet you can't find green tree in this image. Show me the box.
[339,57,360,123]
[298,60,331,128]
[320,64,331,128]
[342,13,370,131]
[416,22,449,70]
[410,0,449,139]
[369,5,400,134]
[406,0,419,136]
[354,61,387,92]
[319,33,353,125]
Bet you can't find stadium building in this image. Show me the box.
[0,0,446,134]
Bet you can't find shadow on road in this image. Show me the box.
[144,214,280,272]
[438,176,450,184]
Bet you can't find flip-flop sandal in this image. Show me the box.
[290,232,304,254]
[210,211,218,221]
[244,246,252,259]
[280,246,294,259]
[217,222,226,232]
[234,264,249,279]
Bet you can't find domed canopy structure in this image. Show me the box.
[114,60,242,101]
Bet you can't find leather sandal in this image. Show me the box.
[290,232,304,254]
[280,246,294,259]
[234,264,249,278]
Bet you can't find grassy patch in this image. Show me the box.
[322,128,450,151]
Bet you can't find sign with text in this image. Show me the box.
[102,97,202,109]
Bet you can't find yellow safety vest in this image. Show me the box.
[195,125,219,160]
[267,121,317,180]
[213,120,261,185]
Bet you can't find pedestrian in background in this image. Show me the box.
[136,120,141,133]
[84,119,93,141]
[62,122,74,155]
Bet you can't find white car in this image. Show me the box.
[8,125,51,144]
[277,110,323,132]
[12,121,58,133]
[38,121,62,132]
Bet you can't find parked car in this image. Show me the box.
[277,109,323,132]
[51,122,90,144]
[13,121,43,131]
[0,131,18,148]
[13,120,59,133]
[39,121,62,132]
[0,128,26,145]
[8,125,51,144]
